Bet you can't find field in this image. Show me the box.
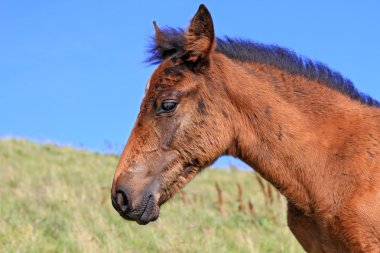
[0,139,303,252]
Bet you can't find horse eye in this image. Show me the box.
[160,100,177,113]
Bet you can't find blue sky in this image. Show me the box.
[1,1,379,169]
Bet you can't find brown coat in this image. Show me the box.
[112,5,380,252]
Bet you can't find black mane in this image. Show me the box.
[147,27,379,107]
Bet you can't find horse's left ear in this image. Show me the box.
[183,4,216,63]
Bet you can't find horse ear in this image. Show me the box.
[183,4,216,63]
[149,21,182,64]
[153,21,165,46]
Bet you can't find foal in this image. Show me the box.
[111,5,380,252]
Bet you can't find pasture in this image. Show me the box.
[0,139,302,252]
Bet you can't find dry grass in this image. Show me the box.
[0,139,303,252]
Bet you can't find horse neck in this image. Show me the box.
[216,55,369,213]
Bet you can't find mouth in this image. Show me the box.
[119,194,160,225]
[136,194,159,225]
[115,164,201,225]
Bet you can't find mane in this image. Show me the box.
[147,27,379,107]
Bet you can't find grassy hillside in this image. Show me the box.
[0,139,303,253]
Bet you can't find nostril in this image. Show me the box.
[116,190,129,213]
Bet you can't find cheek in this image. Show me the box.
[176,115,197,145]
[156,117,182,149]
[174,114,211,155]
[156,111,198,152]
[155,105,229,165]
[177,111,232,166]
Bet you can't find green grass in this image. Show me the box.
[0,139,303,253]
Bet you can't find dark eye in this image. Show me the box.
[159,100,177,113]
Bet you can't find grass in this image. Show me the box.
[0,139,303,253]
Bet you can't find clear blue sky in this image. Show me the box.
[1,1,379,169]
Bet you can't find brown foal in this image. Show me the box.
[111,5,380,252]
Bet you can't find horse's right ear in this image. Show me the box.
[149,21,182,64]
[153,21,165,46]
